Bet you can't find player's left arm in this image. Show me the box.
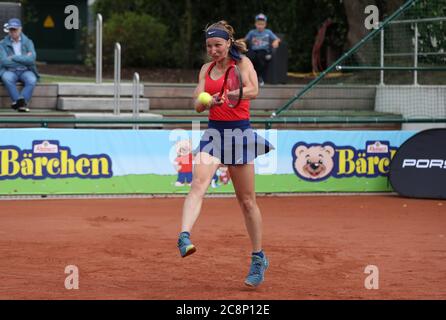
[238,56,259,100]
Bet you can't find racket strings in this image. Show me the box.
[224,66,243,107]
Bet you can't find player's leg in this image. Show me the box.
[229,163,262,251]
[18,71,37,110]
[228,163,268,287]
[181,152,220,232]
[1,71,20,109]
[178,152,220,257]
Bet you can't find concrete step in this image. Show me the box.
[0,84,58,96]
[145,83,376,99]
[1,83,378,111]
[147,98,375,110]
[158,121,401,131]
[0,109,71,115]
[152,109,398,118]
[149,108,402,130]
[58,97,150,111]
[0,110,163,129]
[58,83,145,96]
[0,108,401,130]
[144,83,376,111]
[0,109,75,128]
[1,84,58,109]
[0,97,58,109]
[153,112,402,130]
[73,112,163,129]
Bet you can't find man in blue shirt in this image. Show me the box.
[0,18,39,112]
[245,14,280,86]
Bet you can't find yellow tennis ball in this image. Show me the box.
[198,92,212,105]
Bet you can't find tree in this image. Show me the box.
[343,0,378,64]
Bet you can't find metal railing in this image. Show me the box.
[96,14,103,84]
[336,66,446,71]
[272,0,417,119]
[114,42,121,116]
[132,72,140,130]
[380,16,446,85]
[0,117,445,129]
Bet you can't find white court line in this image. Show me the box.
[0,192,396,201]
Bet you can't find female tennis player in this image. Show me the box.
[177,21,274,287]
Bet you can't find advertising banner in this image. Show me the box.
[0,129,416,195]
[390,129,446,199]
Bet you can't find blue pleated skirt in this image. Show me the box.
[195,120,275,165]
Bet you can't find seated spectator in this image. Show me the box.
[245,13,280,86]
[0,18,39,112]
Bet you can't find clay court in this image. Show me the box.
[0,195,445,300]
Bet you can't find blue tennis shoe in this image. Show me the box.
[244,254,269,287]
[177,233,196,258]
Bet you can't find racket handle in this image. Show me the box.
[213,95,224,106]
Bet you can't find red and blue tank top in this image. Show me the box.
[204,60,250,121]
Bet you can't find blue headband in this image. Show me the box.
[205,28,242,61]
[205,28,229,40]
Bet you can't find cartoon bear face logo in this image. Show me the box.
[293,143,335,181]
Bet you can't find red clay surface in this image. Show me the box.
[0,195,445,300]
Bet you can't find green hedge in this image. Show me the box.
[102,12,169,68]
[93,0,347,71]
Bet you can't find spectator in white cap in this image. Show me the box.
[0,18,39,112]
[244,13,280,86]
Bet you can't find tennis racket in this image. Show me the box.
[218,65,243,108]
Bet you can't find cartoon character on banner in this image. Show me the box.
[174,140,193,187]
[211,171,219,189]
[219,166,231,185]
[293,143,335,181]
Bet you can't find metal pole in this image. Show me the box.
[114,43,121,116]
[414,22,419,85]
[389,16,446,25]
[380,27,385,85]
[336,66,446,71]
[132,72,140,130]
[95,14,102,84]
